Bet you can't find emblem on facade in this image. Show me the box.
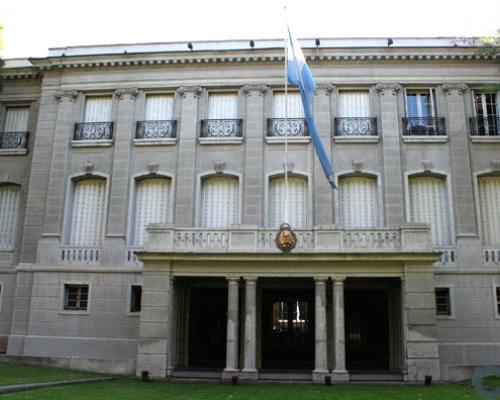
[275,223,297,253]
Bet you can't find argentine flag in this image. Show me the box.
[287,27,336,189]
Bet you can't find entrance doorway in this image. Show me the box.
[261,289,314,370]
[188,288,227,368]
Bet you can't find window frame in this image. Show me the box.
[404,87,437,118]
[0,183,21,251]
[61,282,90,314]
[435,286,454,319]
[475,173,500,246]
[128,285,142,314]
[0,282,3,313]
[493,285,500,319]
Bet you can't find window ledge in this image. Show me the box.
[134,138,176,146]
[0,149,28,155]
[59,310,90,315]
[470,136,500,143]
[71,140,113,147]
[266,137,311,144]
[436,314,455,320]
[198,137,243,145]
[402,136,448,143]
[333,136,379,144]
[127,311,141,317]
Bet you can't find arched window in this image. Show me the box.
[269,176,308,228]
[0,185,20,250]
[478,176,500,245]
[69,178,106,246]
[200,177,239,228]
[408,175,452,246]
[339,176,378,228]
[132,178,171,246]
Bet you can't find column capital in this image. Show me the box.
[314,277,328,283]
[315,83,336,96]
[442,83,468,96]
[333,277,346,285]
[241,84,269,97]
[54,90,79,103]
[177,85,202,99]
[243,276,258,283]
[114,88,140,101]
[375,83,401,96]
[226,276,240,283]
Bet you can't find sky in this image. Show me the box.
[2,0,499,59]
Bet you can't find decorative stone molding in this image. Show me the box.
[442,83,468,96]
[214,161,226,173]
[283,162,294,172]
[114,88,139,100]
[84,161,94,175]
[54,90,78,103]
[422,160,433,172]
[315,84,336,96]
[491,161,500,172]
[352,161,364,172]
[241,84,268,97]
[176,86,202,99]
[148,162,159,175]
[375,83,401,96]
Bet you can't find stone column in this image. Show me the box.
[241,85,267,225]
[376,83,405,226]
[102,88,139,264]
[313,278,329,382]
[313,84,335,224]
[166,277,177,375]
[242,277,258,380]
[332,278,349,381]
[37,90,78,265]
[223,278,240,377]
[174,86,201,226]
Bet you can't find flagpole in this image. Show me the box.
[283,5,289,226]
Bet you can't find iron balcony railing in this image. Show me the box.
[402,117,446,136]
[136,120,177,139]
[334,117,377,136]
[0,131,29,150]
[470,116,500,136]
[74,122,114,141]
[200,119,242,138]
[267,118,309,137]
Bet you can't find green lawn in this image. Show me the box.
[0,362,101,387]
[0,378,490,400]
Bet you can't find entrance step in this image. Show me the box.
[259,371,312,382]
[349,372,404,382]
[170,369,222,380]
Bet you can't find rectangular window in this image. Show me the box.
[208,93,237,119]
[273,92,304,118]
[496,287,500,316]
[0,185,20,250]
[405,89,436,118]
[130,286,142,313]
[84,97,112,122]
[435,288,451,316]
[0,283,3,312]
[3,107,29,132]
[144,95,174,120]
[338,91,370,117]
[64,284,89,311]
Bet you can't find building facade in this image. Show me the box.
[0,38,499,382]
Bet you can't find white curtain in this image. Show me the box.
[269,176,308,228]
[84,97,112,122]
[478,176,500,245]
[69,179,106,246]
[339,177,378,228]
[145,95,174,120]
[133,178,171,246]
[4,107,29,131]
[208,94,237,119]
[409,176,452,246]
[0,185,20,250]
[200,177,239,228]
[273,92,304,118]
[338,92,370,117]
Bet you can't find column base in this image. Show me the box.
[312,370,330,383]
[240,369,259,381]
[222,369,240,381]
[331,370,349,382]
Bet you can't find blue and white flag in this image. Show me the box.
[287,27,336,189]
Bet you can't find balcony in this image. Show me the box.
[266,118,310,143]
[470,116,500,142]
[334,118,378,143]
[402,117,446,139]
[135,120,177,146]
[73,122,114,146]
[0,131,29,155]
[200,119,243,144]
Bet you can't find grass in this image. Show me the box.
[0,362,101,387]
[0,378,489,400]
[484,375,500,390]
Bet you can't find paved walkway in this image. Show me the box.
[0,377,114,394]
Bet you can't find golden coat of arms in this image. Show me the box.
[275,223,297,252]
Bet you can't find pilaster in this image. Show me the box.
[223,278,240,377]
[241,277,258,380]
[332,278,349,381]
[313,277,328,382]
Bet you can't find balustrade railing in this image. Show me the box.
[483,248,500,264]
[259,229,315,250]
[334,118,377,136]
[343,229,400,250]
[174,229,229,250]
[61,246,101,265]
[470,116,500,136]
[136,120,177,139]
[200,119,242,138]
[435,247,457,265]
[74,122,114,141]
[0,131,29,150]
[402,117,446,136]
[267,118,309,137]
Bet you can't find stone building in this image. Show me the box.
[0,37,499,382]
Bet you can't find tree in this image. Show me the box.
[478,29,500,58]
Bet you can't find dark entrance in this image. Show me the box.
[262,289,314,369]
[188,288,227,368]
[345,289,390,370]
